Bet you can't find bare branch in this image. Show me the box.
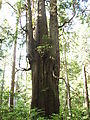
[53,71,79,96]
[58,0,76,28]
[6,2,17,13]
[15,67,31,73]
[58,13,75,28]
[20,16,28,32]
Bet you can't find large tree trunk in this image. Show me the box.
[27,0,60,116]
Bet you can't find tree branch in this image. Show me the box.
[53,71,79,96]
[15,67,31,73]
[58,0,77,28]
[58,13,75,28]
[6,2,17,13]
[20,16,28,32]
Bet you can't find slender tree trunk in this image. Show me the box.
[25,6,28,104]
[64,42,72,119]
[27,0,60,116]
[0,59,6,104]
[82,64,90,118]
[10,37,17,109]
[0,59,6,120]
[15,72,19,104]
[10,18,19,110]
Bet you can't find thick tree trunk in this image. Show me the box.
[49,0,60,114]
[82,64,90,118]
[27,0,60,116]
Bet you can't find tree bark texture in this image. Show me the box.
[27,0,60,116]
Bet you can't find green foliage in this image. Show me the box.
[30,108,45,120]
[51,113,60,120]
[0,95,30,120]
[37,35,52,56]
[0,19,14,60]
[37,44,52,55]
[58,0,72,24]
[68,60,81,80]
[1,105,29,120]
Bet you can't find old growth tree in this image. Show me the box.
[27,0,60,116]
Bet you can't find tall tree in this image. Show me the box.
[64,40,72,119]
[49,0,60,114]
[0,58,6,120]
[0,59,6,105]
[27,0,60,116]
[82,64,90,118]
[10,17,19,110]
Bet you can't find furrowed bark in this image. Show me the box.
[49,0,60,114]
[29,0,60,116]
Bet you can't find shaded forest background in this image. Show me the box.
[0,0,90,120]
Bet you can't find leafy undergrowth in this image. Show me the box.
[0,102,89,120]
